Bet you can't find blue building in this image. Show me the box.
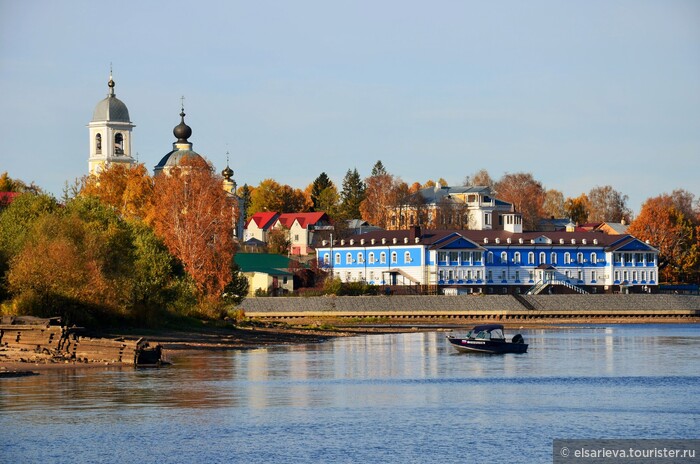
[316,226,659,294]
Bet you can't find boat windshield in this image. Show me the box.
[490,329,505,340]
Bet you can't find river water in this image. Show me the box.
[1,324,699,463]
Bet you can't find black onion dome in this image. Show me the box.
[173,110,192,142]
[222,165,234,180]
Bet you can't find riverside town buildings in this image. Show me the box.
[316,225,660,295]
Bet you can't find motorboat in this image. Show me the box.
[447,324,528,354]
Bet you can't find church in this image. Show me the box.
[87,73,245,238]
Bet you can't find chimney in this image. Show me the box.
[409,225,421,241]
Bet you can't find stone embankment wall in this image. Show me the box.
[240,294,700,317]
[241,294,700,321]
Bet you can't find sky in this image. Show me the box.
[1,0,699,215]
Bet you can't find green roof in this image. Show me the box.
[234,253,295,276]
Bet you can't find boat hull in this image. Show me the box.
[447,336,528,354]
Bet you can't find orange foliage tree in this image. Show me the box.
[494,172,546,231]
[628,191,700,283]
[81,163,154,220]
[149,158,236,299]
[564,194,590,225]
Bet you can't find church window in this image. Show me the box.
[115,133,124,154]
[95,133,102,154]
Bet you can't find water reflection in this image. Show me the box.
[1,324,699,463]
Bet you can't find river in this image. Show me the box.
[1,324,699,463]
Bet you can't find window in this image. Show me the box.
[346,252,353,264]
[591,271,597,282]
[564,252,571,264]
[485,213,491,226]
[114,133,124,154]
[514,252,521,264]
[461,251,469,263]
[528,270,534,281]
[391,252,398,264]
[404,251,411,263]
[357,253,364,264]
[476,270,482,280]
[577,270,582,281]
[500,270,506,280]
[551,252,558,264]
[577,252,583,263]
[528,252,535,265]
[335,253,340,265]
[500,252,507,263]
[614,253,622,264]
[369,252,375,264]
[449,251,458,262]
[615,271,620,281]
[650,271,655,281]
[323,253,330,265]
[380,252,386,264]
[95,133,102,153]
[487,252,494,264]
[438,251,447,263]
[591,252,597,263]
[539,252,546,265]
[473,251,482,263]
[294,234,299,242]
[487,270,493,281]
[515,271,520,281]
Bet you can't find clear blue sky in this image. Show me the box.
[1,0,698,214]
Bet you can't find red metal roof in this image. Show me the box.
[245,211,279,230]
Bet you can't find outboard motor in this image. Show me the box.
[512,334,525,344]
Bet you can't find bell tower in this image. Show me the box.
[88,72,136,175]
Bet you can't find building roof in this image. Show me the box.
[91,77,131,123]
[234,253,295,276]
[277,212,330,228]
[245,212,280,230]
[595,222,629,235]
[322,227,653,250]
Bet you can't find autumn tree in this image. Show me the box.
[247,179,309,216]
[494,172,546,231]
[0,172,43,194]
[628,191,700,283]
[339,168,365,220]
[542,189,566,218]
[80,163,154,220]
[6,196,183,325]
[267,227,291,255]
[149,157,235,301]
[465,169,495,188]
[360,161,396,228]
[0,193,60,300]
[587,185,632,223]
[564,194,590,225]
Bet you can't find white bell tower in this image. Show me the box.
[88,72,136,175]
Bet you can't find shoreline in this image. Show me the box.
[2,317,698,372]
